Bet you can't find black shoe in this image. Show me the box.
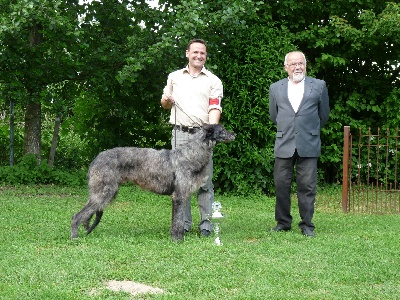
[301,227,315,237]
[200,229,211,237]
[271,225,291,232]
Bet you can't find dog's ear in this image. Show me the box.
[203,124,216,139]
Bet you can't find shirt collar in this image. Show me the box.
[183,65,210,76]
[287,77,305,85]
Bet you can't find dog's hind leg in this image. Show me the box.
[86,210,104,234]
[71,181,119,239]
[71,203,98,239]
[82,212,94,231]
[170,192,186,242]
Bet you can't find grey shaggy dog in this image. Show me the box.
[70,124,236,241]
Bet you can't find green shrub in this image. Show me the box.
[213,24,294,195]
[0,154,86,186]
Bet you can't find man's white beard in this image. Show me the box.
[293,72,305,83]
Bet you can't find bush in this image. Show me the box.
[213,24,295,195]
[0,154,86,186]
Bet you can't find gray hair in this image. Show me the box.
[284,51,307,65]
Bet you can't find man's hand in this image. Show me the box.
[161,95,174,109]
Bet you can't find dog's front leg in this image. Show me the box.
[170,192,185,242]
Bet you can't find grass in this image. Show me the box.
[0,184,399,299]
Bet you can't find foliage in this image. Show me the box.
[0,0,81,93]
[0,0,83,157]
[0,100,25,166]
[382,88,400,130]
[213,24,295,195]
[268,1,400,183]
[67,0,171,156]
[42,113,92,169]
[349,126,400,187]
[0,154,86,186]
[1,1,400,194]
[117,0,292,195]
[1,185,399,299]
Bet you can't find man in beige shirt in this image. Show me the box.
[161,39,223,237]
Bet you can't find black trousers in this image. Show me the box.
[274,150,318,230]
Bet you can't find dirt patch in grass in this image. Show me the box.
[90,280,164,296]
[106,280,164,295]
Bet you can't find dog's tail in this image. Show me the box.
[86,210,104,235]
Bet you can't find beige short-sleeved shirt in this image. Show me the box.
[163,66,223,127]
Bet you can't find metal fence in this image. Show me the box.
[342,126,400,214]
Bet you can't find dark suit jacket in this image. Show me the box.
[269,76,330,158]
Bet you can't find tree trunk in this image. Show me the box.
[9,99,15,166]
[22,23,44,163]
[23,101,42,163]
[48,114,61,168]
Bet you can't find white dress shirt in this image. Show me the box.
[287,78,305,113]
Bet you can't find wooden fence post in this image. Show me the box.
[342,126,350,212]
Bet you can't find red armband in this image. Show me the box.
[209,98,220,105]
[208,96,222,113]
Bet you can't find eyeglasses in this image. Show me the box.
[287,62,305,68]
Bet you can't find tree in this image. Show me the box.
[268,0,400,182]
[2,0,399,193]
[67,0,173,159]
[118,0,295,194]
[213,23,295,194]
[0,0,82,162]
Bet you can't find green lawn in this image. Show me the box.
[0,185,399,299]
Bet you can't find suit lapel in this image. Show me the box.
[280,79,294,112]
[297,76,312,112]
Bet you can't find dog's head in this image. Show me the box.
[202,124,236,144]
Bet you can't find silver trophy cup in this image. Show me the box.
[209,201,224,245]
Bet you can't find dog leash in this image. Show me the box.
[173,101,202,148]
[173,101,202,127]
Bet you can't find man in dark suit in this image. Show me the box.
[269,51,330,237]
